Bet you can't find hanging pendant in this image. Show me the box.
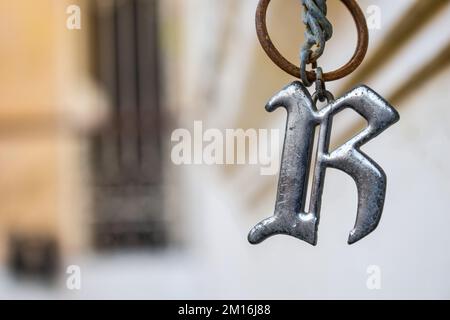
[249,0,400,245]
[248,82,399,245]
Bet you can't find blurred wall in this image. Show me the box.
[162,0,450,299]
[0,0,105,272]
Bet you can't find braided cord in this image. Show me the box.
[300,0,333,86]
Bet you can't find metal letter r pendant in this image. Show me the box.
[248,81,399,245]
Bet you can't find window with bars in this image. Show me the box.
[89,0,166,249]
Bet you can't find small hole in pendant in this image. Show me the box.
[314,98,329,111]
[304,126,319,214]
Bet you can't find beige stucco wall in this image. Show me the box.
[0,0,104,261]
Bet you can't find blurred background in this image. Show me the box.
[0,0,449,299]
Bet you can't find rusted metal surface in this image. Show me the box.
[255,0,368,82]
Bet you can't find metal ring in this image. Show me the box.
[256,0,369,82]
[312,90,334,105]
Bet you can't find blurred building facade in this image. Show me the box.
[0,0,99,277]
[0,0,449,298]
[89,0,166,249]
